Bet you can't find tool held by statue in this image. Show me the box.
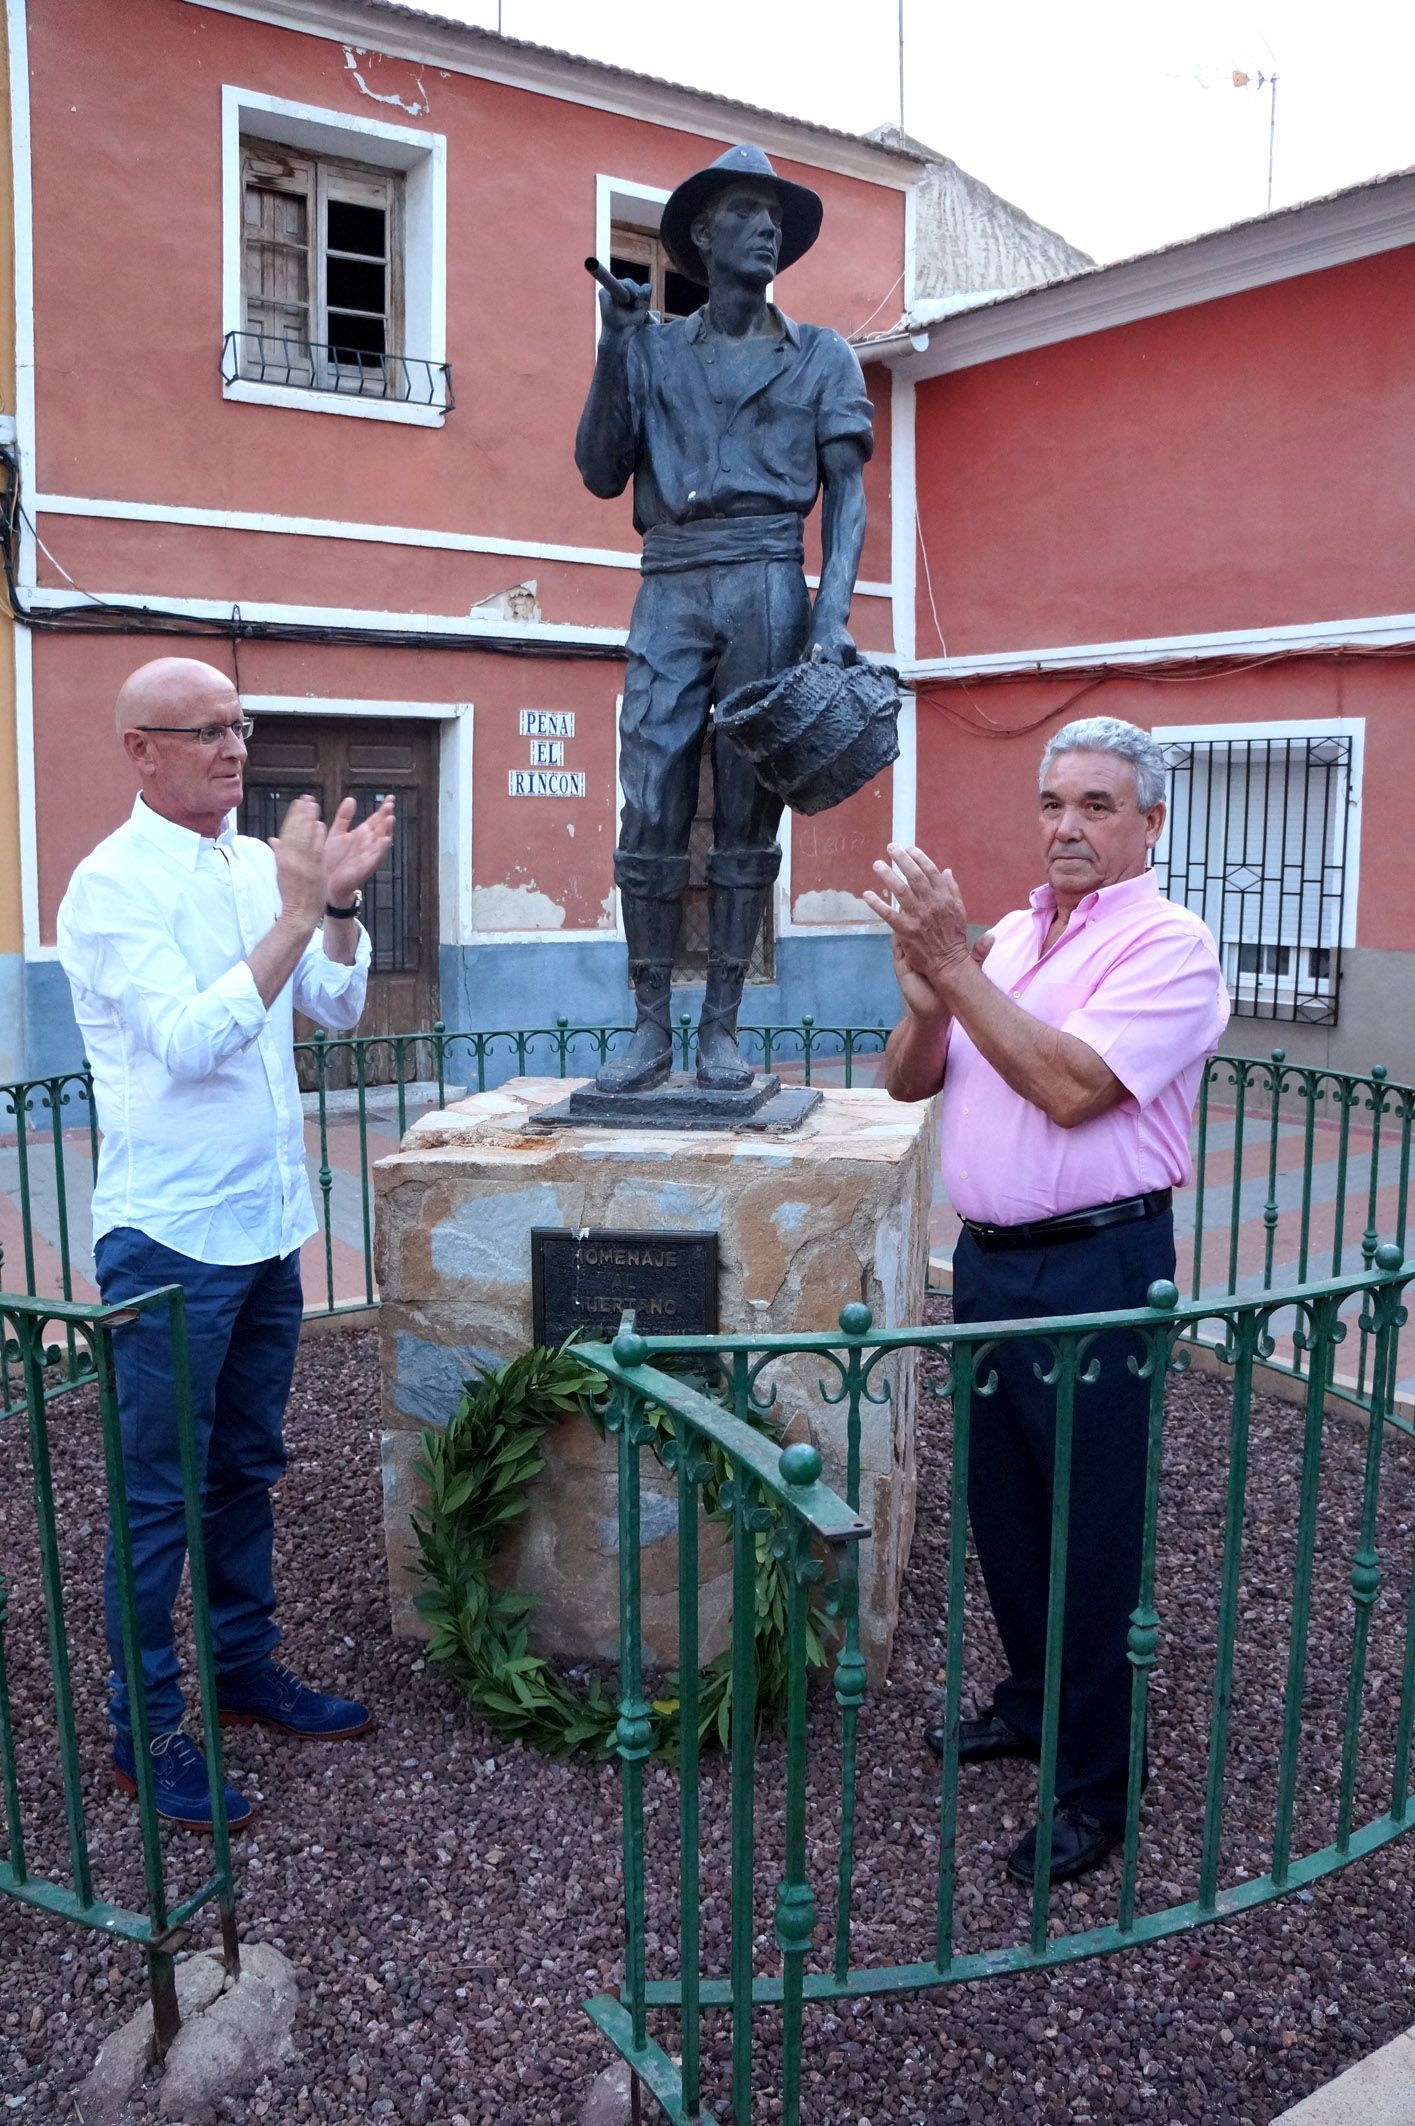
[583,256,641,309]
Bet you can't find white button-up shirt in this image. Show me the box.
[57,795,371,1265]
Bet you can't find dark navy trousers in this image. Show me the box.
[952,1211,1175,1827]
[95,1226,303,1745]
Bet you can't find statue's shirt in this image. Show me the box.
[621,305,874,535]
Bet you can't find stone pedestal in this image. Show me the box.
[375,1078,936,1682]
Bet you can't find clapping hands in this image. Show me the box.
[270,793,395,931]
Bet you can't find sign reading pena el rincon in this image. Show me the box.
[531,1228,719,1348]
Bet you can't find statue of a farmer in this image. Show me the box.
[576,143,874,1094]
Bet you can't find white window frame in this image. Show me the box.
[593,175,670,352]
[1152,714,1365,1015]
[592,171,772,350]
[222,87,448,428]
[240,138,405,394]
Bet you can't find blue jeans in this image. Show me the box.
[95,1227,304,1745]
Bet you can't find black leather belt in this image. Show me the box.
[961,1188,1172,1253]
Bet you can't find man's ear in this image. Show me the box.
[1144,798,1166,848]
[121,728,153,777]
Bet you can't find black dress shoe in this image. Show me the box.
[923,1705,1039,1764]
[1005,1805,1121,1887]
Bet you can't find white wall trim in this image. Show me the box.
[888,372,916,664]
[13,623,39,957]
[26,584,632,648]
[32,492,893,599]
[884,170,1415,379]
[222,379,446,426]
[39,490,643,573]
[612,692,625,943]
[891,692,917,851]
[8,0,39,958]
[240,693,475,946]
[593,173,670,353]
[902,176,918,314]
[905,612,1415,683]
[221,82,448,422]
[1151,713,1365,953]
[184,0,923,190]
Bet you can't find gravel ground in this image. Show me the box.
[2,1308,1414,2125]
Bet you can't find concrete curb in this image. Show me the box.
[1269,2026,1415,2123]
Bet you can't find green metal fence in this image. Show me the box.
[0,1287,240,2051]
[3,1030,1412,1359]
[0,1020,892,1325]
[578,1242,1414,2123]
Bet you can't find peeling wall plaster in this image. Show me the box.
[342,45,430,117]
[792,888,877,926]
[471,881,567,931]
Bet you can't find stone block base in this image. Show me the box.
[374,1078,936,1682]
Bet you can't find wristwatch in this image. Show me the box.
[325,889,363,920]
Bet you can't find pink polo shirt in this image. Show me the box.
[938,870,1230,1225]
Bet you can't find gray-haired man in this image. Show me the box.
[869,717,1230,1886]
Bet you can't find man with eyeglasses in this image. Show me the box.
[57,656,395,1830]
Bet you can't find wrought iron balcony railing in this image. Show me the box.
[220,330,454,409]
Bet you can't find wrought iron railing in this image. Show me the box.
[1156,734,1351,1025]
[0,1018,890,1324]
[578,1243,1414,2121]
[0,1287,240,2050]
[2,1028,1409,1396]
[220,329,454,408]
[4,1026,1413,2108]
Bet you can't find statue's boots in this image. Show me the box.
[596,858,688,1094]
[696,848,781,1092]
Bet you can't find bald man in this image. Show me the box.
[57,659,395,1830]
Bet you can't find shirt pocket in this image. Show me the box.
[749,391,819,494]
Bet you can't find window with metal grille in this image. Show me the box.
[1155,732,1353,1024]
[234,137,451,405]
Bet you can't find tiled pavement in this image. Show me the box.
[3,1067,1409,1391]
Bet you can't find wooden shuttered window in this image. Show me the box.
[240,138,404,391]
[607,221,706,322]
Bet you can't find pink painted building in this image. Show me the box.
[862,174,1415,1076]
[1,0,925,1079]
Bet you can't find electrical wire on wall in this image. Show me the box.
[910,505,1415,740]
[7,450,1413,704]
[0,447,629,665]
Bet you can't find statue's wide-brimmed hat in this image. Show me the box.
[659,143,824,282]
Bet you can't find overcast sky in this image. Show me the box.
[395,0,1415,265]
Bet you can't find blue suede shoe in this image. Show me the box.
[216,1659,375,1740]
[113,1729,254,1832]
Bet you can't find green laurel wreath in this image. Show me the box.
[410,1343,831,1758]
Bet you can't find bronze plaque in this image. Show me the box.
[531,1228,719,1347]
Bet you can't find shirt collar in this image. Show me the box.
[1028,868,1160,922]
[683,304,800,348]
[130,793,237,871]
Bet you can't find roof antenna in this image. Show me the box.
[897,0,906,137]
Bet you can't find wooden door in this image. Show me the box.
[239,717,439,1084]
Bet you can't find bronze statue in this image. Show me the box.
[576,143,874,1096]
